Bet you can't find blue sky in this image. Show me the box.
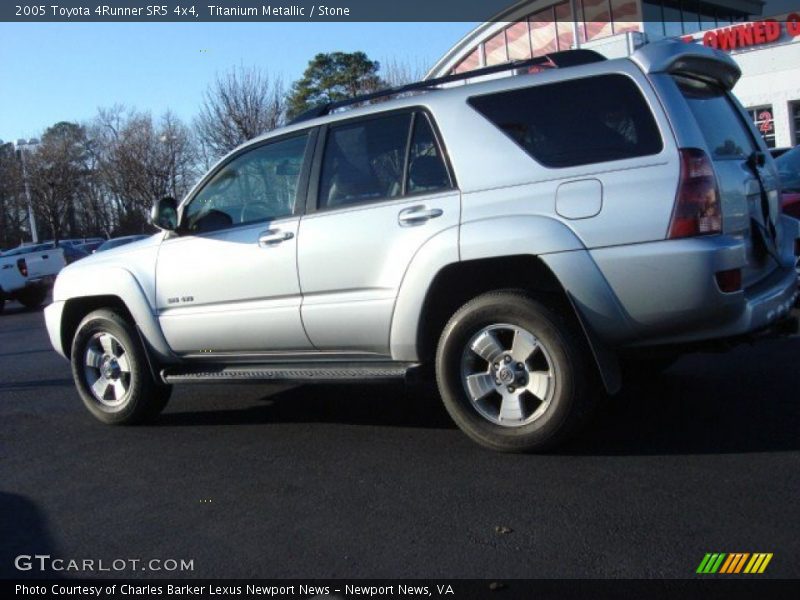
[0,22,476,142]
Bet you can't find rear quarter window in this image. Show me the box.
[468,73,663,168]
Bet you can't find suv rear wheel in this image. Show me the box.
[436,291,595,452]
[70,309,171,424]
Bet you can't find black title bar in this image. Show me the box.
[6,1,800,23]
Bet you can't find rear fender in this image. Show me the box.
[393,215,625,393]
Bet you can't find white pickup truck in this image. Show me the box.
[0,244,66,314]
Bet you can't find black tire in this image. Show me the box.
[16,285,47,309]
[0,290,5,315]
[435,291,596,453]
[70,309,171,425]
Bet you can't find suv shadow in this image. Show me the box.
[156,337,799,456]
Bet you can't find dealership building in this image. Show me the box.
[426,0,800,148]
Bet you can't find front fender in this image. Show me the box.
[52,265,174,362]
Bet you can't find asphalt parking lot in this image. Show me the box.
[1,299,799,580]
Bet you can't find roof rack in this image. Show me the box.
[289,49,606,124]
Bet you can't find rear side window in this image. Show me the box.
[675,76,757,160]
[319,113,411,208]
[407,114,451,195]
[468,74,663,168]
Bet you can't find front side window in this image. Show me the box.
[184,133,309,234]
[468,74,663,168]
[319,113,411,209]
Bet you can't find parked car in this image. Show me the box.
[36,241,89,264]
[59,237,105,248]
[776,145,800,219]
[45,41,800,452]
[769,147,791,159]
[94,235,149,253]
[775,146,800,278]
[77,240,105,254]
[1,243,66,313]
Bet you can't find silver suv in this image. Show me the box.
[44,41,800,452]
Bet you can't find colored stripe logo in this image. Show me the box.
[697,553,773,574]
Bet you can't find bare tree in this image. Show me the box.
[381,58,425,88]
[195,65,285,160]
[89,107,198,235]
[0,142,28,249]
[26,122,88,244]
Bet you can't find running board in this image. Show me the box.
[160,361,419,385]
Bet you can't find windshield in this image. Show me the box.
[775,146,800,192]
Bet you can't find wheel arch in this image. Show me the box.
[393,252,622,394]
[54,266,175,365]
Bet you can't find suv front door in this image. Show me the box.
[156,131,315,355]
[298,110,459,354]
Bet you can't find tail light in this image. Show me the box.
[668,148,722,239]
[17,258,28,277]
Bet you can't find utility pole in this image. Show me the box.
[15,139,40,243]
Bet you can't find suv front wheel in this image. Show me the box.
[71,309,171,424]
[436,291,595,452]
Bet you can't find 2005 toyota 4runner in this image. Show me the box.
[44,41,800,452]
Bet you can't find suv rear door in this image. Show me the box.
[675,75,782,287]
[297,109,459,354]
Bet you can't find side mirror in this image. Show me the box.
[151,197,178,232]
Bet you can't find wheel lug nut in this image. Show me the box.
[504,356,511,363]
[517,362,524,369]
[494,362,500,369]
[507,386,515,393]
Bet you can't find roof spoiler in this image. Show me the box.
[631,40,741,90]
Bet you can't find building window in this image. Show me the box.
[484,29,508,66]
[641,0,755,39]
[582,0,613,41]
[554,2,575,51]
[789,102,800,146]
[530,8,558,55]
[746,106,776,149]
[642,0,665,38]
[453,48,480,74]
[506,20,532,60]
[611,0,642,35]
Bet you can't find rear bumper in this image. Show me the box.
[44,300,67,359]
[585,217,800,347]
[660,265,798,345]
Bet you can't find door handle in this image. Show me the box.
[398,206,443,226]
[258,230,294,246]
